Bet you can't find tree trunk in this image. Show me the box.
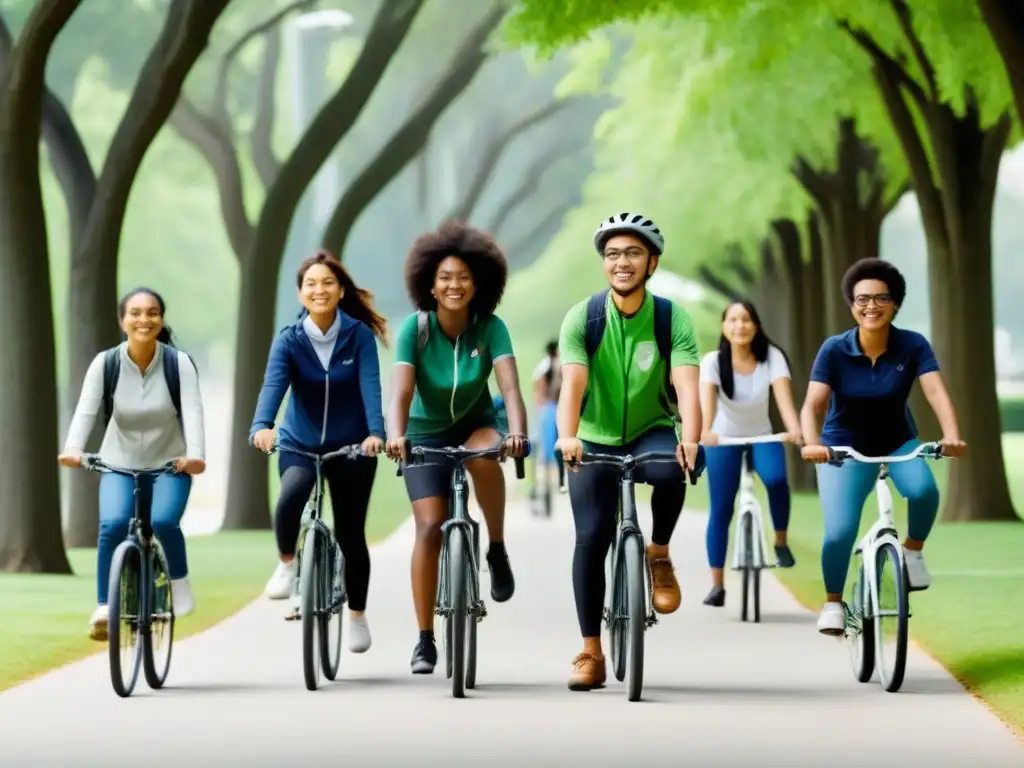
[222,0,427,530]
[64,0,231,545]
[979,0,1024,128]
[0,0,80,573]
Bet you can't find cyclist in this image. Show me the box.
[58,288,206,641]
[250,250,386,653]
[385,220,528,675]
[800,258,966,636]
[699,300,802,608]
[532,341,564,494]
[555,211,704,691]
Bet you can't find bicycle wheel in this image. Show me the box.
[300,529,321,691]
[874,542,909,692]
[465,524,480,690]
[624,533,646,702]
[847,559,875,683]
[448,528,468,698]
[740,516,753,623]
[142,547,175,689]
[319,539,344,681]
[608,538,627,683]
[107,542,144,698]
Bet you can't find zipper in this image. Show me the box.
[620,319,630,443]
[320,370,330,446]
[450,334,460,421]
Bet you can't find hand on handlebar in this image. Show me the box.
[677,442,701,473]
[938,438,966,458]
[57,452,83,468]
[385,437,407,463]
[801,445,831,464]
[361,436,385,458]
[501,433,527,459]
[783,431,804,446]
[252,428,275,454]
[174,457,206,475]
[555,437,584,469]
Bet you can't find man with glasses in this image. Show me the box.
[554,211,705,690]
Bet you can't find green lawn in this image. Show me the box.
[730,435,1024,731]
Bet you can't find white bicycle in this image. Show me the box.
[718,433,789,623]
[824,442,946,693]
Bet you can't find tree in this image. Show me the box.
[977,0,1024,128]
[0,0,81,572]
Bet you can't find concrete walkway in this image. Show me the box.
[1,497,1020,766]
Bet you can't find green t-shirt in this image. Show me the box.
[394,311,515,439]
[558,291,700,446]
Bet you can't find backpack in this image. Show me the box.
[102,343,194,432]
[583,288,678,413]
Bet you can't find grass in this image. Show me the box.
[727,434,1024,732]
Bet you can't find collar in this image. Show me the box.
[841,326,905,357]
[302,310,341,343]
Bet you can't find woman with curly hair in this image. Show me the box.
[386,220,529,675]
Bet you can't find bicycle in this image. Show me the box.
[824,441,946,693]
[80,455,179,698]
[399,438,530,699]
[717,433,789,624]
[268,443,365,691]
[568,449,698,702]
[530,448,563,518]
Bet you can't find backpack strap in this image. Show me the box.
[652,295,674,367]
[101,347,121,427]
[161,343,196,434]
[584,289,610,359]
[416,311,430,355]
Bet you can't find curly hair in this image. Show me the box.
[404,220,508,316]
[841,258,907,308]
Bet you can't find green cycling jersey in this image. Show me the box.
[559,290,700,446]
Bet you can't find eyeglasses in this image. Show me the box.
[854,293,894,307]
[603,248,647,260]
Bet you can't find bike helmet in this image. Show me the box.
[593,212,664,256]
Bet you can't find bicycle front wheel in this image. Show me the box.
[624,534,646,702]
[740,516,755,623]
[874,542,909,692]
[447,529,468,699]
[319,540,344,681]
[847,560,875,683]
[465,523,480,690]
[107,542,144,698]
[300,530,322,691]
[608,538,627,683]
[142,547,174,689]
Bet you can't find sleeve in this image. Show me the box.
[699,351,721,385]
[767,345,791,382]
[63,352,106,453]
[356,325,386,439]
[669,302,700,368]
[249,334,292,439]
[177,352,206,460]
[913,334,940,376]
[531,357,551,382]
[557,301,589,366]
[487,315,514,362]
[393,312,418,367]
[809,339,836,386]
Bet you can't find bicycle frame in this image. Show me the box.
[718,434,788,571]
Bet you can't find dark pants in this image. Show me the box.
[275,453,377,612]
[567,426,697,637]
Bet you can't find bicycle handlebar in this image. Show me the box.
[270,443,366,462]
[568,450,698,486]
[81,454,179,476]
[400,436,532,480]
[715,433,790,446]
[826,442,945,466]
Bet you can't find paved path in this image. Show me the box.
[2,497,1020,766]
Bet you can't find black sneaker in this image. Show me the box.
[486,545,515,603]
[702,585,726,607]
[411,637,437,674]
[775,545,796,568]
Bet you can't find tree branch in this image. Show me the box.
[698,265,744,303]
[503,198,576,268]
[889,0,939,103]
[882,179,910,217]
[487,143,569,237]
[445,97,570,223]
[250,23,284,188]
[838,19,929,112]
[320,4,507,259]
[724,243,756,289]
[792,154,831,208]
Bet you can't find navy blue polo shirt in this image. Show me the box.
[809,326,940,457]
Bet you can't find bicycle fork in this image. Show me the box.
[436,479,486,622]
[603,473,659,630]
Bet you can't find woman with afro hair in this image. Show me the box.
[386,220,529,675]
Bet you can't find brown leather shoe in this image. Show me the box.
[648,547,681,614]
[568,652,607,691]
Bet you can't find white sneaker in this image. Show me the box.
[265,560,297,600]
[349,614,372,653]
[817,602,846,636]
[89,604,109,642]
[171,578,195,617]
[903,548,931,591]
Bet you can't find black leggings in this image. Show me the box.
[567,427,687,637]
[274,456,377,612]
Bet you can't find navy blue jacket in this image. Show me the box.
[249,310,385,452]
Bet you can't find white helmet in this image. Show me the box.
[593,212,664,256]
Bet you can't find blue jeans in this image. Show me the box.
[705,442,790,569]
[97,472,192,604]
[815,438,939,595]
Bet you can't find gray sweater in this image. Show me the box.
[64,343,206,469]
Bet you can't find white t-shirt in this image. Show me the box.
[699,346,790,438]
